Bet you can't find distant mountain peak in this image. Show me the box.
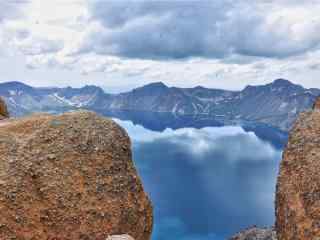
[143,82,168,88]
[268,79,305,92]
[271,79,293,86]
[244,79,298,91]
[0,79,318,131]
[134,82,169,93]
[81,85,104,92]
[1,81,33,89]
[83,84,101,89]
[194,85,206,89]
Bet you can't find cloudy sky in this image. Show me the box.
[1,0,320,92]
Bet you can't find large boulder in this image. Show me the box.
[0,111,153,240]
[0,97,9,119]
[276,97,320,239]
[229,227,277,240]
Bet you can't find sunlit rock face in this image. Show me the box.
[0,111,153,240]
[276,97,320,239]
[0,97,9,119]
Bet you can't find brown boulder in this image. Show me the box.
[0,111,153,240]
[0,97,9,119]
[276,97,320,239]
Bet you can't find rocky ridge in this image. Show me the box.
[0,79,318,131]
[0,109,152,240]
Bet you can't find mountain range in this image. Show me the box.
[0,79,318,131]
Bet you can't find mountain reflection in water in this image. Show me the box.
[98,110,286,240]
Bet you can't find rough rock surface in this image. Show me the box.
[276,97,320,239]
[0,97,9,119]
[0,111,153,240]
[229,227,277,240]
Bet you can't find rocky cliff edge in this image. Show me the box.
[276,97,320,239]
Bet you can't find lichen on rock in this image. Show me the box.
[276,97,320,239]
[0,111,153,240]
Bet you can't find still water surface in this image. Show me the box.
[101,111,286,240]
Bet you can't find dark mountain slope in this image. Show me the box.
[0,79,317,131]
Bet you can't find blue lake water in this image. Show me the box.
[99,111,287,240]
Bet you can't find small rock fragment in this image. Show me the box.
[106,234,135,240]
[229,227,277,240]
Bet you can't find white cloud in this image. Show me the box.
[1,0,320,90]
[15,37,64,56]
[80,1,320,60]
[114,118,280,162]
[0,2,25,23]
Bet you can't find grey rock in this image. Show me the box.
[229,227,277,240]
